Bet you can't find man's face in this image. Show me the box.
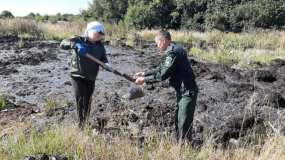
[88,31,104,42]
[155,36,169,52]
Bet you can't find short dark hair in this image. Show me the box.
[156,29,171,41]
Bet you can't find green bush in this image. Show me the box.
[83,0,128,22]
[0,10,14,19]
[204,0,285,32]
[83,0,285,32]
[124,2,157,29]
[177,0,208,31]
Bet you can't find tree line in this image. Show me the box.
[0,10,81,23]
[82,0,285,32]
[1,0,285,32]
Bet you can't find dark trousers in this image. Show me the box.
[175,90,198,142]
[71,76,95,129]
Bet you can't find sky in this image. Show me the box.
[0,0,92,16]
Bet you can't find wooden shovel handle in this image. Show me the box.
[85,53,136,82]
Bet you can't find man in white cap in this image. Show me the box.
[60,21,112,129]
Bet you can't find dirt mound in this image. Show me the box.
[0,36,284,148]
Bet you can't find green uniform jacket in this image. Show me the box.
[60,36,108,81]
[144,43,198,93]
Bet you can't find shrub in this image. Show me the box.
[83,0,129,22]
[83,0,285,32]
[124,2,157,29]
[0,10,14,19]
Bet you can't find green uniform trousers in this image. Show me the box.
[175,90,197,142]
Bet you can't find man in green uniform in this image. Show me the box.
[60,21,112,129]
[134,30,198,142]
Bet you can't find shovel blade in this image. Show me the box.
[128,85,144,100]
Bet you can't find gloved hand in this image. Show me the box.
[74,43,87,56]
[133,72,145,79]
[104,63,113,72]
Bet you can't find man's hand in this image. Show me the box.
[133,72,145,79]
[135,77,145,85]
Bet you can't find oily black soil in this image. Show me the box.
[0,34,284,148]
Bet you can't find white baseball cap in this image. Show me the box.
[85,21,104,35]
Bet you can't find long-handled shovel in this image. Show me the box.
[85,53,144,100]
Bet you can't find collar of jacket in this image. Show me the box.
[165,43,176,53]
[84,37,102,45]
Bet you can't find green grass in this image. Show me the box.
[0,125,284,160]
[0,19,85,41]
[0,18,41,37]
[38,21,86,41]
[138,29,285,50]
[190,47,240,65]
[0,95,6,110]
[43,97,72,115]
[43,97,58,113]
[190,46,285,68]
[137,29,285,67]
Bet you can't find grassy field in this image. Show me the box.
[0,125,284,160]
[1,19,285,68]
[138,30,285,67]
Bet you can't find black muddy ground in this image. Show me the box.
[0,34,284,151]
